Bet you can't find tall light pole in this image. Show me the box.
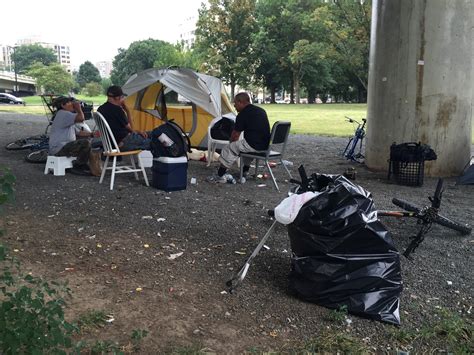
[7,46,19,93]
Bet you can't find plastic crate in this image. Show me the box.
[388,160,424,186]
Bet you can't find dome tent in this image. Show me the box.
[122,67,235,148]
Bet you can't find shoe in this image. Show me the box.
[68,167,92,176]
[223,173,236,184]
[206,175,227,183]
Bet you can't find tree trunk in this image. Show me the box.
[294,71,300,104]
[289,74,295,104]
[270,87,276,103]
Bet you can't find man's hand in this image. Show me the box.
[137,131,148,138]
[72,101,83,112]
[230,130,241,142]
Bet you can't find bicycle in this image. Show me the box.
[342,116,366,163]
[378,179,471,258]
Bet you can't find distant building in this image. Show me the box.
[0,45,14,71]
[95,61,113,78]
[177,15,197,49]
[14,37,72,73]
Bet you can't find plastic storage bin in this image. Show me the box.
[151,156,188,191]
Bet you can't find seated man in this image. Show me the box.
[48,96,97,176]
[97,85,150,151]
[208,92,270,183]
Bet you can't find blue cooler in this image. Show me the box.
[151,156,188,191]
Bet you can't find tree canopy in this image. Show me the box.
[194,0,258,98]
[12,44,57,74]
[27,63,74,94]
[110,39,193,86]
[76,61,101,88]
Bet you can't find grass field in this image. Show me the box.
[1,96,472,141]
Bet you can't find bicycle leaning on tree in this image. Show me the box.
[342,116,366,163]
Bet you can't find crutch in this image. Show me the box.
[226,219,279,292]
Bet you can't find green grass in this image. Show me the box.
[259,103,367,137]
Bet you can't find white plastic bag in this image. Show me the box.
[274,191,320,225]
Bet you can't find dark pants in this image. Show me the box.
[55,140,91,166]
[121,132,152,151]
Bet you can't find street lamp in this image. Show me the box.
[7,46,19,94]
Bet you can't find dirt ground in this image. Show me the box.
[0,113,472,353]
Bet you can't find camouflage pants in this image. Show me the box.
[55,139,91,166]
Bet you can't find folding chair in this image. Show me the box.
[93,112,149,190]
[239,121,292,191]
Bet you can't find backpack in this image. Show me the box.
[150,120,191,158]
[210,117,235,140]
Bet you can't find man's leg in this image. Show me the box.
[56,140,91,167]
[121,133,151,151]
[209,139,257,181]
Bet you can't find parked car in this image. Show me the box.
[0,93,25,105]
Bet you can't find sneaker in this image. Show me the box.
[206,175,227,183]
[223,173,236,184]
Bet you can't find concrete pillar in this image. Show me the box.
[366,0,472,176]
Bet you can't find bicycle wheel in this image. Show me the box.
[392,198,420,213]
[434,215,472,235]
[393,198,471,235]
[342,138,353,157]
[25,149,49,164]
[5,135,46,150]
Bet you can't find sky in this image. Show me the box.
[1,0,205,69]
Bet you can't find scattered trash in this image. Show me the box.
[234,251,246,255]
[343,167,357,180]
[105,316,115,323]
[157,218,166,222]
[269,330,278,337]
[64,267,74,271]
[168,252,184,260]
[77,227,84,232]
[263,245,270,250]
[282,160,294,167]
[257,174,263,179]
[96,243,102,248]
[135,287,143,292]
[190,177,197,185]
[142,216,153,219]
[86,235,96,240]
[447,281,453,286]
[165,197,171,200]
[144,244,150,248]
[220,290,227,295]
[13,249,19,252]
[345,318,353,326]
[257,184,266,188]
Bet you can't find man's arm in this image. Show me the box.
[122,102,148,138]
[72,101,85,123]
[230,130,241,142]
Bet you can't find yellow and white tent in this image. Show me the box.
[122,68,235,148]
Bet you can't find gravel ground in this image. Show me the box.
[0,112,472,353]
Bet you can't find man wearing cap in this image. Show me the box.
[48,96,96,175]
[97,85,150,151]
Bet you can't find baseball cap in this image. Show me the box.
[52,96,74,109]
[106,85,126,97]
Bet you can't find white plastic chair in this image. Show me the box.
[207,114,237,167]
[93,112,149,190]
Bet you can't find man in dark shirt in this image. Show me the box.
[97,86,150,151]
[208,92,270,183]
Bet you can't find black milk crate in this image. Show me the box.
[388,160,424,186]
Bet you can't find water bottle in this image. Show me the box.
[158,133,179,156]
[225,174,236,184]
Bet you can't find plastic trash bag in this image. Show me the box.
[287,174,402,325]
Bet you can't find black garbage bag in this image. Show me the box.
[288,174,402,325]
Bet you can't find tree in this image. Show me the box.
[27,63,74,94]
[310,1,371,102]
[11,44,57,74]
[195,0,258,98]
[76,61,101,88]
[110,39,184,86]
[83,82,102,97]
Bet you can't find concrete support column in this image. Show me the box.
[366,0,472,176]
